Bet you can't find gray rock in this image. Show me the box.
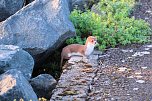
[0,69,38,101]
[0,45,34,80]
[30,74,57,99]
[68,0,99,11]
[91,4,104,16]
[0,0,25,21]
[0,0,75,61]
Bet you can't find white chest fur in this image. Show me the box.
[68,52,82,57]
[85,42,94,56]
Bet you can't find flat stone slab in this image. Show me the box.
[50,51,100,101]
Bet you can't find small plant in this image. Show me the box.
[67,0,151,50]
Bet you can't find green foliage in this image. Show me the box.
[97,0,134,18]
[66,10,102,45]
[66,0,151,50]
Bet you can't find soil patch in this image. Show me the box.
[133,0,152,26]
[88,43,152,100]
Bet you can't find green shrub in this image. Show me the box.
[66,10,102,45]
[66,0,151,50]
[96,0,134,18]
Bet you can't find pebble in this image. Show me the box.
[146,45,152,48]
[133,88,139,90]
[127,57,132,59]
[132,51,150,57]
[135,72,141,75]
[145,17,149,20]
[94,77,98,81]
[146,10,152,13]
[111,98,115,100]
[145,48,150,50]
[121,60,125,63]
[118,67,127,72]
[127,76,134,78]
[135,75,143,78]
[121,49,133,53]
[141,66,147,69]
[136,80,145,83]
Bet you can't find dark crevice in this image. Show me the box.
[31,43,67,80]
[86,57,100,101]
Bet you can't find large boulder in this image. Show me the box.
[0,45,34,80]
[0,0,25,21]
[30,74,57,99]
[0,69,38,101]
[0,0,75,62]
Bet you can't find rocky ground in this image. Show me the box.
[133,0,152,26]
[88,44,152,101]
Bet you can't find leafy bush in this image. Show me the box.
[66,10,102,45]
[96,0,134,18]
[66,0,151,50]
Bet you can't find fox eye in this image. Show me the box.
[91,40,94,42]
